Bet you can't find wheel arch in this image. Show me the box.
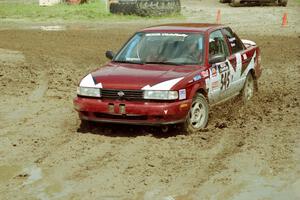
[188,83,208,99]
[196,88,208,97]
[249,68,256,79]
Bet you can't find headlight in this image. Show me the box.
[143,90,178,100]
[77,87,101,97]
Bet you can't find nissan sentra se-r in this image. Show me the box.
[74,23,262,134]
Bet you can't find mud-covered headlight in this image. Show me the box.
[143,90,178,100]
[77,87,101,97]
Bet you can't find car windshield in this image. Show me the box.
[114,32,204,65]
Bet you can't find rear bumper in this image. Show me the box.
[73,97,192,125]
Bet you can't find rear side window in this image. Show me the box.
[223,28,244,54]
[209,30,229,58]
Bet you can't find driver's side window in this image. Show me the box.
[209,30,229,58]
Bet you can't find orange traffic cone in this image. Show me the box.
[216,9,221,24]
[282,12,288,27]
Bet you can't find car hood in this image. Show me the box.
[80,63,202,90]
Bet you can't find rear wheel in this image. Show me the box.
[241,73,255,103]
[182,93,209,134]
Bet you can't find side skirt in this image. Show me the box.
[210,92,240,107]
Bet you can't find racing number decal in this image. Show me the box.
[221,71,230,90]
[218,62,231,90]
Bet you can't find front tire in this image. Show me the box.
[183,93,209,134]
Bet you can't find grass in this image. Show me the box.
[0,1,182,21]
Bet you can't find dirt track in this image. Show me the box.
[0,0,300,200]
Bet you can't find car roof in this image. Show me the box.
[142,23,226,33]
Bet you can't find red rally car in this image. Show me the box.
[74,23,262,133]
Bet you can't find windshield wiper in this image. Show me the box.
[114,60,196,66]
[143,61,181,66]
[113,60,144,65]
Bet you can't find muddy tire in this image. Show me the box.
[136,0,181,16]
[109,3,121,14]
[241,73,255,103]
[182,93,209,134]
[109,0,181,17]
[230,0,241,7]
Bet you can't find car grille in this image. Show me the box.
[94,112,148,121]
[101,89,144,100]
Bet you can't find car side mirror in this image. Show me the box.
[209,54,226,64]
[105,51,115,60]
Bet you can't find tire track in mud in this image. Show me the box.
[6,71,48,119]
[0,48,49,127]
[12,126,245,199]
[28,71,48,102]
[48,130,248,199]
[0,53,74,199]
[14,135,132,199]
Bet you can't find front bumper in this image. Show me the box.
[73,97,192,125]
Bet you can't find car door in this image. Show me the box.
[207,29,231,104]
[222,27,249,96]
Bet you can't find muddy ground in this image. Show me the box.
[0,0,300,200]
